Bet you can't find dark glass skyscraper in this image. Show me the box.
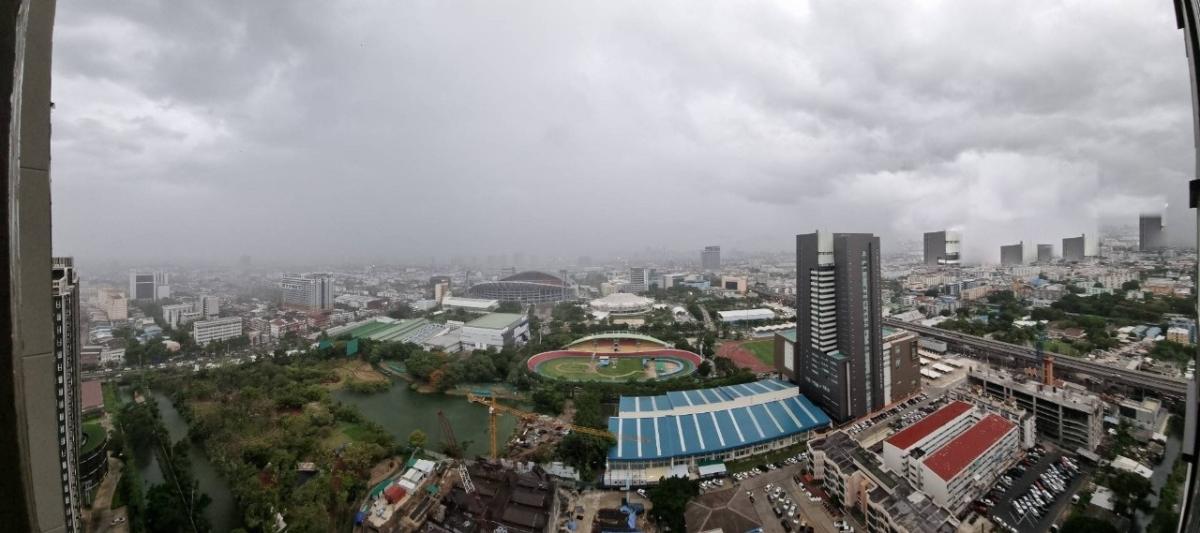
[790,231,883,422]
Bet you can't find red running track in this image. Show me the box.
[716,340,774,373]
[527,348,703,371]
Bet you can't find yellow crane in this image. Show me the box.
[466,392,637,459]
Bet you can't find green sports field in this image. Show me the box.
[538,356,649,382]
[743,340,775,366]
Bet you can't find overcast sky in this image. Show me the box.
[50,0,1194,266]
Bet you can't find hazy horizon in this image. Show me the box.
[49,1,1194,265]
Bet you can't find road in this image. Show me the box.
[698,304,716,332]
[883,318,1188,398]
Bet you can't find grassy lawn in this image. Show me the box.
[743,340,775,366]
[102,382,120,413]
[80,422,107,456]
[539,356,650,381]
[1045,339,1080,357]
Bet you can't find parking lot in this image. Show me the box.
[719,455,844,533]
[984,447,1090,533]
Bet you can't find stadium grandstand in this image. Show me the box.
[603,379,831,486]
[467,270,574,304]
[588,293,654,314]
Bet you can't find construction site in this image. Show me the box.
[352,393,652,533]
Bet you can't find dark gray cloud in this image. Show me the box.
[50,0,1194,265]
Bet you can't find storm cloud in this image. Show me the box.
[49,0,1194,265]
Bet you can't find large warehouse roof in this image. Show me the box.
[607,379,830,461]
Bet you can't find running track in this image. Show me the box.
[716,340,773,373]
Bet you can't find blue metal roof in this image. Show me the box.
[608,380,831,461]
[618,378,796,414]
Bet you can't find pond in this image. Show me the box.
[333,383,522,457]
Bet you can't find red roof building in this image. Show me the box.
[923,414,1015,481]
[383,484,406,504]
[885,400,972,450]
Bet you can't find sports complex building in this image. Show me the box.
[602,379,831,486]
[467,271,574,304]
[528,333,703,382]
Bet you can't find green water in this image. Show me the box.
[333,383,522,457]
[119,388,239,532]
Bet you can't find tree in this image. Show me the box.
[697,360,712,377]
[1122,280,1141,291]
[408,429,427,450]
[1107,470,1152,515]
[1060,515,1118,533]
[923,288,939,297]
[647,476,699,531]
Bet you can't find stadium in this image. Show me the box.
[603,379,831,486]
[588,293,654,315]
[526,333,703,382]
[466,271,574,304]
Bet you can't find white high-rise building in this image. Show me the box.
[128,270,169,300]
[280,275,334,310]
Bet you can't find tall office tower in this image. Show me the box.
[1000,242,1025,266]
[127,270,169,301]
[701,245,721,271]
[280,275,334,310]
[1062,234,1093,262]
[629,267,652,293]
[922,230,961,266]
[429,275,452,301]
[3,3,74,530]
[789,231,883,422]
[1139,214,1165,251]
[51,258,82,533]
[1037,244,1054,263]
[198,295,220,319]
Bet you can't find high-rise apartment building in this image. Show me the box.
[1062,234,1094,262]
[1036,244,1054,263]
[701,245,721,271]
[1139,214,1165,251]
[788,231,884,422]
[127,270,169,301]
[51,258,82,533]
[1000,242,1024,266]
[923,231,961,266]
[280,275,334,310]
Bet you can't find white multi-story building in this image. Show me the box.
[192,317,243,345]
[97,288,128,321]
[461,313,529,351]
[52,258,83,532]
[919,414,1018,512]
[161,303,194,329]
[882,401,977,485]
[128,270,170,300]
[199,295,220,318]
[280,275,334,310]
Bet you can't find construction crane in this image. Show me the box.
[466,392,637,459]
[438,410,462,458]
